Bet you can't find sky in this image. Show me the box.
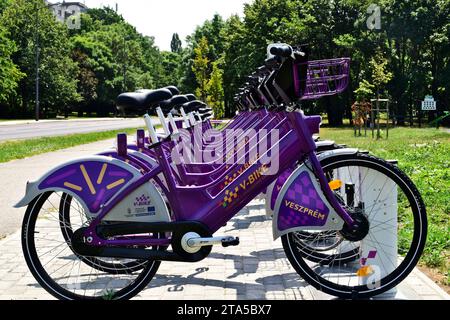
[80,0,252,51]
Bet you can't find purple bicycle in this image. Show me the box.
[16,44,427,300]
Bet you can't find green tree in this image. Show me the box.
[139,35,164,87]
[173,0,450,125]
[1,0,80,117]
[0,24,24,107]
[206,61,225,119]
[355,80,375,102]
[221,14,248,117]
[71,49,98,112]
[86,7,124,25]
[160,51,182,87]
[370,53,393,98]
[170,33,182,53]
[69,9,164,114]
[179,14,226,95]
[192,37,210,102]
[0,0,10,13]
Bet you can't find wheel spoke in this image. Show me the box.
[23,191,157,300]
[283,155,425,298]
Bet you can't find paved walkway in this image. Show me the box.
[0,118,136,126]
[0,198,448,300]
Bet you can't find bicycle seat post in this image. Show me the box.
[180,107,191,128]
[189,113,197,126]
[136,129,145,149]
[144,114,159,144]
[156,107,170,137]
[168,113,180,140]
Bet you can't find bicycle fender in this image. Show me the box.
[14,156,141,218]
[272,148,358,239]
[266,148,358,218]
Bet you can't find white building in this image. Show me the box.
[47,1,88,25]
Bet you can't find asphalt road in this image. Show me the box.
[0,118,145,142]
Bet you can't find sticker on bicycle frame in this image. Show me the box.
[270,169,293,210]
[357,250,378,277]
[278,171,330,230]
[128,206,156,217]
[222,153,260,189]
[134,194,152,206]
[221,163,270,208]
[127,194,156,217]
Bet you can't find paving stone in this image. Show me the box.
[1,273,26,281]
[0,199,449,300]
[0,281,15,290]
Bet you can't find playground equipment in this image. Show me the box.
[370,98,390,139]
[352,100,371,137]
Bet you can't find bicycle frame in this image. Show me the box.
[83,110,356,248]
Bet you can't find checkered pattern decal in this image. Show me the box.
[271,169,293,210]
[134,194,152,206]
[278,171,330,231]
[136,195,151,202]
[222,187,240,208]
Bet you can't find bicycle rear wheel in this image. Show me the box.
[22,191,160,300]
[282,153,427,299]
[59,192,149,274]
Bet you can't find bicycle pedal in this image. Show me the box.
[222,237,240,248]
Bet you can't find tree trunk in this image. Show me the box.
[325,97,343,126]
[396,98,406,126]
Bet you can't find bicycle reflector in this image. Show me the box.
[328,180,343,190]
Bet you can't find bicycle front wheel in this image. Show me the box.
[282,153,427,299]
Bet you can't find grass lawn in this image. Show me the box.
[0,119,29,122]
[320,126,449,288]
[0,127,148,164]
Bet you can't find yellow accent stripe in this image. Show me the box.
[64,182,83,192]
[80,165,96,195]
[97,164,108,185]
[107,179,125,190]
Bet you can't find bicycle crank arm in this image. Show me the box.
[183,233,240,249]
